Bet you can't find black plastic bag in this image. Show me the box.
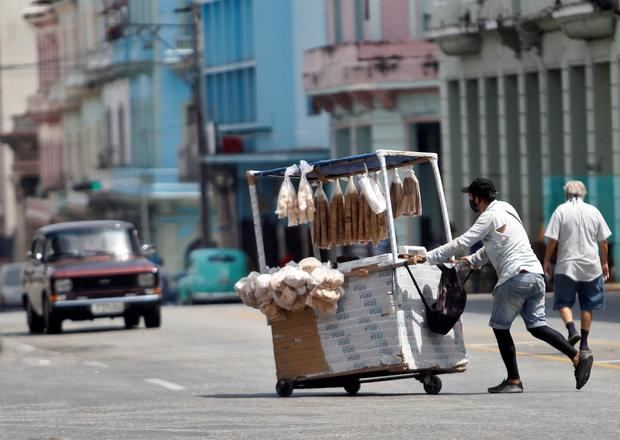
[405,263,468,335]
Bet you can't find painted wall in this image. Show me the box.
[0,0,37,131]
[202,0,329,152]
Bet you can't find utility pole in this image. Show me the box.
[176,2,211,247]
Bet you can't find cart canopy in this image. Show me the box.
[249,150,437,181]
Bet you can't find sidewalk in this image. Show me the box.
[605,281,620,292]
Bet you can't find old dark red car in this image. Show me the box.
[23,220,161,334]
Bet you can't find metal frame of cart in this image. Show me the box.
[247,150,464,397]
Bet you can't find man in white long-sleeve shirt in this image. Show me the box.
[544,181,612,353]
[426,178,593,393]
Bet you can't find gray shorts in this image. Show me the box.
[490,272,547,330]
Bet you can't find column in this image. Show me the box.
[525,71,542,237]
[497,75,509,205]
[479,77,488,176]
[485,77,501,187]
[518,71,530,233]
[447,79,465,233]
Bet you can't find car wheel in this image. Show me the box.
[143,304,161,328]
[123,312,140,329]
[26,299,45,334]
[43,296,62,334]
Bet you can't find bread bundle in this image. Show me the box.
[389,169,403,218]
[400,169,422,216]
[235,259,346,317]
[312,182,330,249]
[297,160,315,224]
[275,164,300,226]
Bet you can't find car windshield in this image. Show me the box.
[4,266,21,286]
[45,227,139,260]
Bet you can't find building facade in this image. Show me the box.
[22,0,199,272]
[200,0,331,267]
[430,0,620,272]
[303,0,443,250]
[0,0,38,261]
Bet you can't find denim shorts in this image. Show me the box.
[553,274,605,311]
[489,272,547,330]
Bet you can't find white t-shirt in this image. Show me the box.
[544,198,612,282]
[427,200,543,286]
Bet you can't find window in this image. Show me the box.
[306,97,320,116]
[205,67,256,124]
[333,0,343,43]
[204,0,254,66]
[334,127,351,157]
[118,105,126,165]
[355,126,372,154]
[354,0,365,41]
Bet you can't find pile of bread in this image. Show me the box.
[235,257,345,321]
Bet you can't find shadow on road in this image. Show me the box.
[1,325,146,337]
[198,391,505,399]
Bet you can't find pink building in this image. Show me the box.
[23,1,65,193]
[304,0,443,249]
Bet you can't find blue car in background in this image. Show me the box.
[178,249,248,304]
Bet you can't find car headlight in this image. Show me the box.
[54,278,73,293]
[137,272,156,287]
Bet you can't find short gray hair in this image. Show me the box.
[564,180,587,199]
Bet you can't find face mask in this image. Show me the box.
[469,199,480,213]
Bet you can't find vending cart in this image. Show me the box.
[245,150,467,397]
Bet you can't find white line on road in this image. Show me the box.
[144,378,185,391]
[83,361,110,368]
[38,359,50,366]
[596,359,620,364]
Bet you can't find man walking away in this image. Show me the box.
[543,180,612,354]
[426,178,593,393]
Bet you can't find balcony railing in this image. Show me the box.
[303,41,439,95]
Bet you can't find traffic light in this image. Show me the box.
[72,180,102,192]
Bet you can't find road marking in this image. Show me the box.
[38,359,50,366]
[144,378,185,391]
[83,361,109,368]
[467,344,620,371]
[596,359,620,364]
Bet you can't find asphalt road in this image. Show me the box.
[1,293,619,440]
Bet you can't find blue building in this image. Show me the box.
[80,0,201,272]
[199,0,330,267]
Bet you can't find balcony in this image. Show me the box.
[552,1,617,40]
[303,41,439,111]
[163,35,194,69]
[27,92,61,123]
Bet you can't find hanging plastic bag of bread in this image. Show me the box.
[400,168,423,216]
[344,177,358,245]
[328,179,345,247]
[389,169,403,218]
[358,170,386,214]
[312,181,330,249]
[357,188,367,243]
[274,164,300,226]
[297,160,315,224]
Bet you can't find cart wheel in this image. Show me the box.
[344,379,361,395]
[423,375,442,395]
[276,380,294,397]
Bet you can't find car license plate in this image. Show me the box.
[91,302,124,315]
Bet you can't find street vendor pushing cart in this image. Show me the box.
[239,151,468,397]
[426,178,594,393]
